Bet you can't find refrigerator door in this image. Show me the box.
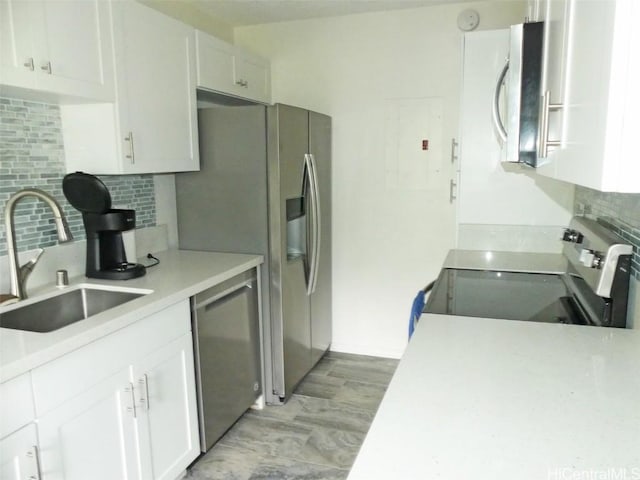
[267,104,312,399]
[308,111,332,367]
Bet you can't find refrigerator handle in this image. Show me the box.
[308,153,321,294]
[303,154,318,296]
[492,58,509,146]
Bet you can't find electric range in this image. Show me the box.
[425,217,633,327]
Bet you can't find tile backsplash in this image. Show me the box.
[574,186,640,279]
[0,97,155,257]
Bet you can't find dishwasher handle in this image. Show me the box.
[194,280,254,311]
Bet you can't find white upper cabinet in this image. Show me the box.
[536,0,640,193]
[195,31,236,93]
[195,30,271,104]
[61,0,199,174]
[0,0,114,101]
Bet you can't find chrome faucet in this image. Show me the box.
[4,188,73,301]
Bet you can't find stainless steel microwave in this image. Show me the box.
[492,21,544,166]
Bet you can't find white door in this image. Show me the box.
[37,369,141,480]
[133,334,200,480]
[118,1,198,174]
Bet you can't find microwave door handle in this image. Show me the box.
[303,154,317,296]
[309,154,321,294]
[492,59,509,145]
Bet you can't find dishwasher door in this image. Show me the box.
[191,268,261,452]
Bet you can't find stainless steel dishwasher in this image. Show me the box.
[191,268,262,452]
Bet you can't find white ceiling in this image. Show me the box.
[189,0,472,27]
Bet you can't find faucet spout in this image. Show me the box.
[4,188,74,301]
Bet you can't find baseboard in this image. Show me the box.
[329,342,404,360]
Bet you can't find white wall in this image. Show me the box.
[236,1,526,358]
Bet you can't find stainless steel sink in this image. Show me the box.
[0,286,150,333]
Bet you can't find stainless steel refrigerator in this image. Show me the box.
[175,103,332,405]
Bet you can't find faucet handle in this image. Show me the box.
[19,248,44,280]
[16,248,44,300]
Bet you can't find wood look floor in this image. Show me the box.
[187,351,399,480]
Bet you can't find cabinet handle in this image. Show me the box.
[124,131,135,164]
[538,90,563,158]
[449,179,457,203]
[450,138,458,164]
[125,382,137,418]
[40,61,52,74]
[235,79,248,88]
[138,374,150,410]
[26,445,42,480]
[24,57,34,71]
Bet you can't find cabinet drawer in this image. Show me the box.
[0,373,35,438]
[32,300,190,416]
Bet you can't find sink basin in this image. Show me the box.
[0,285,150,333]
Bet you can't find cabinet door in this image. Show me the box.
[234,54,271,104]
[0,0,36,89]
[0,373,35,440]
[0,0,113,100]
[0,424,40,480]
[36,0,114,99]
[536,0,571,178]
[195,29,271,104]
[539,0,639,192]
[37,369,140,480]
[133,334,199,480]
[118,1,198,174]
[195,30,236,93]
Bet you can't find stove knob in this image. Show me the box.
[579,249,604,269]
[592,252,604,269]
[562,228,583,243]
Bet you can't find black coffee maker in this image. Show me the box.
[63,172,146,280]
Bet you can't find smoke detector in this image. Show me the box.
[457,9,480,32]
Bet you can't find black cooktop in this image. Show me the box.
[424,269,590,324]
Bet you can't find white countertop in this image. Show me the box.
[348,314,640,479]
[0,249,263,383]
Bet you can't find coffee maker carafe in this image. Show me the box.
[63,172,146,280]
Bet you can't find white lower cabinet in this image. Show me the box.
[0,373,39,480]
[31,299,199,480]
[134,335,199,480]
[0,424,40,480]
[37,369,139,480]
